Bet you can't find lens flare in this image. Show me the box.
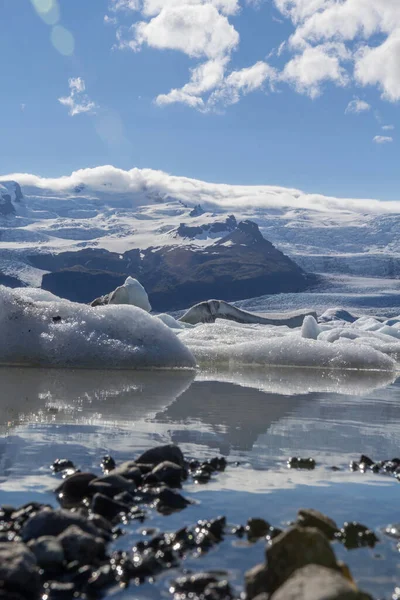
[51,25,75,56]
[31,0,60,25]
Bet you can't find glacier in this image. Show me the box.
[1,167,400,285]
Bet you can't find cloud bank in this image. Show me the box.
[2,165,400,215]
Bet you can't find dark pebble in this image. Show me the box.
[101,455,116,473]
[287,457,316,470]
[335,521,379,549]
[136,444,185,468]
[51,459,76,473]
[90,493,130,521]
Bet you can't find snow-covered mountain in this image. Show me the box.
[0,166,400,287]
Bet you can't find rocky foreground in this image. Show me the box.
[0,445,397,599]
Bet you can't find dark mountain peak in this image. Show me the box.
[0,181,24,210]
[215,219,266,247]
[189,204,205,217]
[175,215,237,240]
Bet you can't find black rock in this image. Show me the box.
[108,461,143,484]
[171,573,219,596]
[51,458,75,473]
[0,542,40,599]
[90,493,130,521]
[147,461,185,487]
[55,472,97,506]
[246,518,271,541]
[41,581,76,599]
[88,474,136,498]
[287,457,316,470]
[296,509,338,540]
[101,455,116,473]
[335,522,379,550]
[21,508,101,542]
[136,444,185,468]
[155,488,191,513]
[58,524,105,565]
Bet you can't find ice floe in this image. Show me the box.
[2,284,400,372]
[0,286,195,369]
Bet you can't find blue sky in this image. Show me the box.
[1,0,399,199]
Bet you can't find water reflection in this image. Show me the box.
[1,367,400,598]
[0,366,399,473]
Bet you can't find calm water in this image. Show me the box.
[1,366,400,598]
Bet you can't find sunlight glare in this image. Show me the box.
[51,25,75,56]
[31,0,60,25]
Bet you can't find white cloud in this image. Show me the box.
[273,0,400,102]
[345,98,371,114]
[131,4,239,59]
[109,0,400,109]
[373,135,393,144]
[281,43,349,98]
[141,0,239,17]
[208,61,277,107]
[382,125,394,131]
[156,59,276,110]
[156,58,227,108]
[109,0,140,11]
[3,165,400,214]
[58,78,97,117]
[104,15,118,25]
[355,30,400,102]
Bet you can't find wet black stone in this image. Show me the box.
[193,468,212,484]
[246,518,271,541]
[200,516,226,540]
[88,474,136,498]
[148,461,186,487]
[204,580,233,600]
[42,581,75,599]
[359,455,375,467]
[0,506,16,520]
[171,573,219,596]
[90,493,130,521]
[136,444,185,468]
[101,455,116,473]
[51,459,76,473]
[85,564,116,593]
[56,472,97,506]
[287,457,316,470]
[335,521,379,549]
[155,488,191,513]
[208,457,227,472]
[21,508,100,542]
[52,316,62,323]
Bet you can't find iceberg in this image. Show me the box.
[0,286,195,369]
[177,320,397,372]
[91,276,152,312]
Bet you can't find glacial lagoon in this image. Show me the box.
[1,366,400,598]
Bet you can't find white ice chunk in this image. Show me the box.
[376,325,400,339]
[319,307,359,323]
[301,315,320,340]
[178,320,396,371]
[156,313,194,329]
[14,287,66,303]
[109,277,152,312]
[0,286,195,369]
